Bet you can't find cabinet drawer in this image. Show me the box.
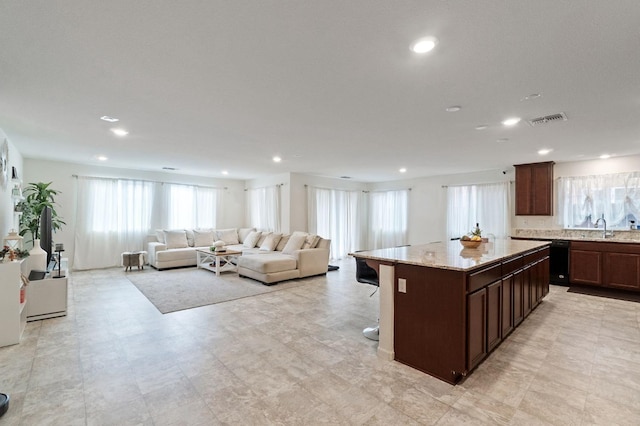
[502,255,523,276]
[468,262,502,293]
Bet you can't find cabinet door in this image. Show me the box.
[513,269,524,326]
[501,275,514,337]
[522,265,532,316]
[604,252,640,290]
[532,163,553,215]
[487,280,502,352]
[541,256,550,297]
[467,288,487,371]
[570,250,602,285]
[515,166,533,215]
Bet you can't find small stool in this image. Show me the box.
[122,251,147,271]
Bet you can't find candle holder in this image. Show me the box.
[52,244,65,278]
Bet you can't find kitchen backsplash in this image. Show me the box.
[514,228,640,242]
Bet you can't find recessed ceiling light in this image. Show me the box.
[600,154,611,159]
[411,37,438,54]
[502,117,521,126]
[538,148,552,155]
[96,155,108,161]
[475,125,488,130]
[100,115,119,122]
[521,93,542,101]
[445,106,461,112]
[497,138,510,143]
[110,128,129,137]
[272,156,282,163]
[399,168,407,173]
[221,170,229,175]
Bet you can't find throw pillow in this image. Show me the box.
[302,234,321,249]
[260,233,282,251]
[282,234,306,254]
[238,227,256,244]
[257,232,270,247]
[193,229,215,247]
[276,234,290,251]
[217,228,239,245]
[163,229,188,249]
[155,229,166,244]
[243,231,261,248]
[185,229,195,247]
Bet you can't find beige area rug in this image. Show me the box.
[126,267,312,314]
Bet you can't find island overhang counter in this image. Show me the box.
[350,239,551,385]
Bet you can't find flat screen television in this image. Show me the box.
[39,206,53,267]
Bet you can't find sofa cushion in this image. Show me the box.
[185,229,195,247]
[282,234,306,254]
[217,228,239,245]
[276,234,290,251]
[303,234,320,249]
[260,233,282,251]
[238,253,296,274]
[238,227,256,244]
[194,229,215,247]
[243,231,261,248]
[164,229,188,249]
[256,232,270,247]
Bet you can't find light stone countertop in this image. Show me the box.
[350,239,550,272]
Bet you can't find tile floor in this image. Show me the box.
[1,260,640,425]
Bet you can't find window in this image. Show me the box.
[557,172,640,229]
[246,185,281,232]
[369,189,409,249]
[164,184,220,229]
[446,182,510,240]
[307,186,366,260]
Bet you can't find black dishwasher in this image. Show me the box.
[549,240,570,285]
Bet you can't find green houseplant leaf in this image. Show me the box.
[17,182,66,246]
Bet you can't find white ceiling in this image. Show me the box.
[1,1,639,182]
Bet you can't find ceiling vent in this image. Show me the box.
[527,112,568,127]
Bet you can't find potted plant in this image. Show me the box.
[17,182,66,247]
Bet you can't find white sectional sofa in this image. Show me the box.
[147,227,331,285]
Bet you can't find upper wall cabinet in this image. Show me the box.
[514,162,554,216]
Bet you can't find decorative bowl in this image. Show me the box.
[460,240,482,249]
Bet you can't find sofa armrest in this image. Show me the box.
[293,248,330,277]
[147,242,167,266]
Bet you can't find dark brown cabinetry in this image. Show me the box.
[515,162,554,216]
[390,243,550,385]
[570,241,640,291]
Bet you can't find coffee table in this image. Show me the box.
[196,248,242,276]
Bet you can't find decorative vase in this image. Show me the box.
[29,239,47,272]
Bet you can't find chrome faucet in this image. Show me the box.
[595,216,613,238]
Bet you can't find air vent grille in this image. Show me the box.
[527,112,567,126]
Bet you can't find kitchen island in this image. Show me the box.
[351,238,550,384]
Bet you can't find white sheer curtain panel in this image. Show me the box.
[74,177,156,269]
[557,172,640,229]
[161,184,222,229]
[307,186,366,260]
[369,189,409,249]
[246,185,281,232]
[446,182,510,240]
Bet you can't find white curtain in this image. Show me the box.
[557,172,640,229]
[446,182,510,240]
[307,186,366,260]
[369,189,409,249]
[246,185,281,232]
[74,177,156,269]
[162,183,221,229]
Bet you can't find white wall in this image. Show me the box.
[370,169,513,245]
[23,158,245,268]
[0,130,24,241]
[514,153,640,230]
